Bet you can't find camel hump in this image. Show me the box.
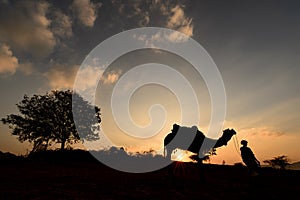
[164,124,204,148]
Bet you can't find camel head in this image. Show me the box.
[213,128,236,148]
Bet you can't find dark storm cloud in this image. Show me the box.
[0,0,102,75]
[0,1,56,61]
[25,0,193,89]
[71,0,101,27]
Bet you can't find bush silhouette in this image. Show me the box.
[263,155,291,170]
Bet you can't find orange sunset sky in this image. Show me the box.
[0,0,300,165]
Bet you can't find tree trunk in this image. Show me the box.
[61,140,66,150]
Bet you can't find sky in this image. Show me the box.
[0,0,300,165]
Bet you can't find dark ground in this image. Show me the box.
[0,151,299,200]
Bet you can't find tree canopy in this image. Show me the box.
[1,90,101,152]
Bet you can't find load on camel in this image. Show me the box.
[164,124,236,163]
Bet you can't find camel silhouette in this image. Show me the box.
[163,124,236,180]
[164,124,236,162]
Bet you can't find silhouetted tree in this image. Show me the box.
[263,155,291,170]
[1,90,101,152]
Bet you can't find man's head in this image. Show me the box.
[241,140,248,146]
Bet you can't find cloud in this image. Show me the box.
[0,43,18,75]
[115,1,193,37]
[101,70,122,85]
[44,63,78,90]
[75,65,104,91]
[117,1,150,27]
[167,5,188,28]
[132,29,190,50]
[51,9,73,38]
[72,0,101,27]
[0,1,56,59]
[128,1,194,44]
[0,43,35,76]
[44,62,109,102]
[165,5,193,41]
[72,64,106,101]
[239,127,285,137]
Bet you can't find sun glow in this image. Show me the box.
[172,149,197,162]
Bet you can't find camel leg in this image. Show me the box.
[164,147,175,179]
[197,160,206,183]
[167,162,175,178]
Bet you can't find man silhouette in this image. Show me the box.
[240,140,260,176]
